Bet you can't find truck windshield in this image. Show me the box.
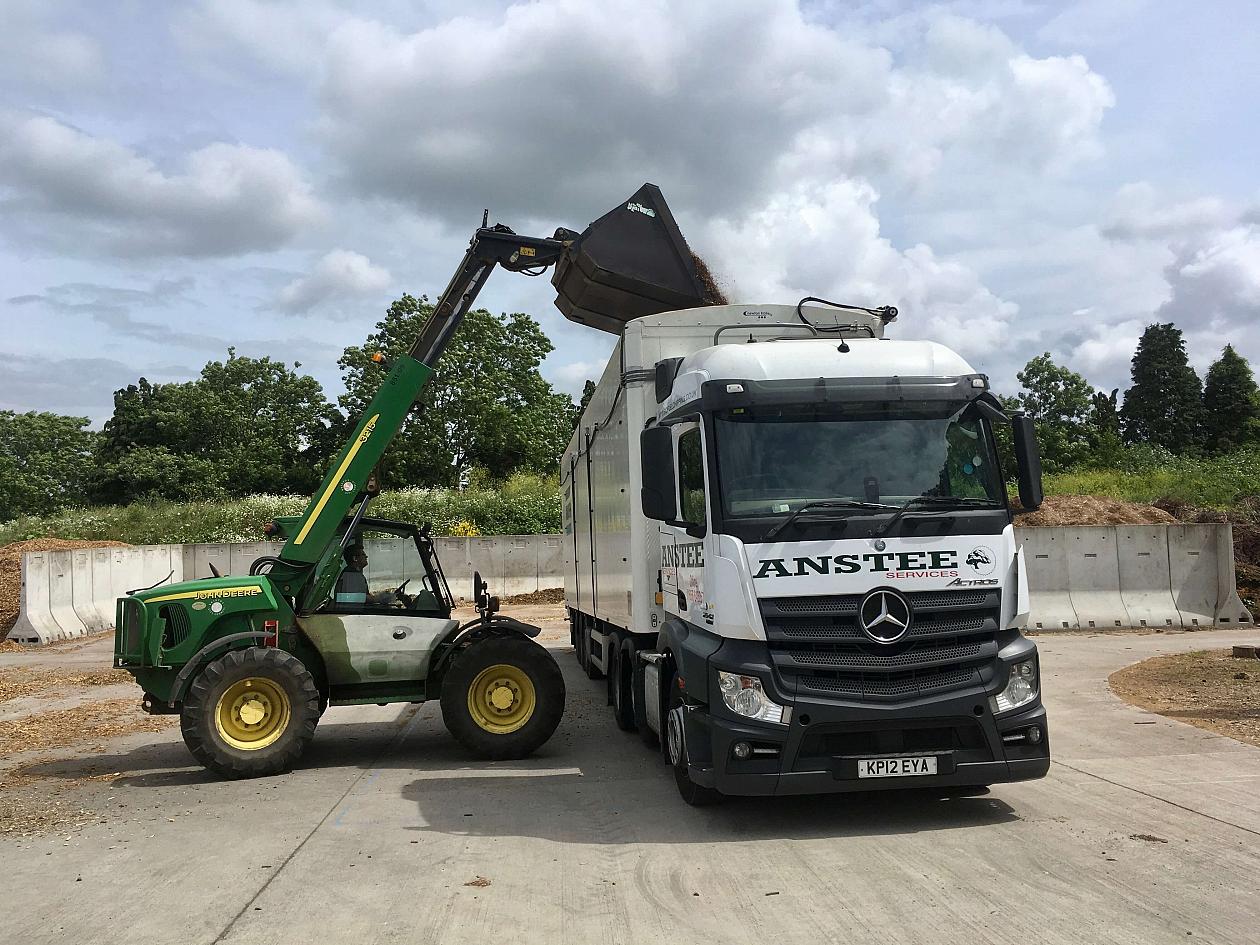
[713,402,1003,520]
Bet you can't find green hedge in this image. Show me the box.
[1043,447,1260,514]
[0,472,562,545]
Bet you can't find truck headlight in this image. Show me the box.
[989,657,1039,714]
[717,671,787,724]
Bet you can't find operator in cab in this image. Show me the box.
[333,542,397,608]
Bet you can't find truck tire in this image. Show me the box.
[609,640,636,732]
[441,636,566,760]
[180,647,320,779]
[631,658,658,747]
[666,672,722,806]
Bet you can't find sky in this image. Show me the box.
[1,0,1258,424]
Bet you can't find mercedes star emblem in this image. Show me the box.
[858,589,912,644]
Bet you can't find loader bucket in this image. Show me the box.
[552,183,723,334]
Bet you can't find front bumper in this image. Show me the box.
[682,691,1049,797]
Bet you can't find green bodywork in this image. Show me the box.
[112,353,461,709]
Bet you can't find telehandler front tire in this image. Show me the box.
[441,636,565,760]
[180,647,320,779]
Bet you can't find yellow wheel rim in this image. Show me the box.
[215,676,291,751]
[466,663,536,735]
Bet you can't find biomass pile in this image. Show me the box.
[1,539,128,639]
[1014,494,1176,527]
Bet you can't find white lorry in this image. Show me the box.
[561,301,1049,804]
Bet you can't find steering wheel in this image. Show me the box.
[208,562,222,578]
[393,579,413,608]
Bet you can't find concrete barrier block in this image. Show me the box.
[7,553,61,644]
[1019,528,1079,630]
[1168,525,1224,628]
[190,544,231,581]
[109,548,146,601]
[228,541,283,577]
[1213,524,1253,625]
[503,536,538,596]
[468,537,507,598]
[538,535,565,590]
[1115,526,1182,628]
[90,548,116,630]
[71,549,107,633]
[1063,527,1133,629]
[48,550,85,639]
[140,545,173,588]
[433,538,470,598]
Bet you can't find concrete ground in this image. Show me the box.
[3,623,1259,945]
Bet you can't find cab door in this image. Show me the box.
[661,421,712,627]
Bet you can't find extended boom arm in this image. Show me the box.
[268,222,574,584]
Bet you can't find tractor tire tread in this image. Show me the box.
[180,647,319,780]
[441,636,565,761]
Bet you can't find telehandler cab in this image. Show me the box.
[114,184,716,778]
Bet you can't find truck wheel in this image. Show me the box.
[631,658,658,747]
[609,641,636,732]
[666,672,722,806]
[180,647,319,779]
[441,636,566,760]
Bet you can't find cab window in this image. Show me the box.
[677,426,706,525]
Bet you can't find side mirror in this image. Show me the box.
[640,425,677,521]
[1011,415,1043,511]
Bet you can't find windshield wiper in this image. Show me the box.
[763,499,898,541]
[874,495,1000,538]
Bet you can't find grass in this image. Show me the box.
[0,472,562,545]
[1043,447,1260,514]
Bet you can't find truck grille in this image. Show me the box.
[759,589,1000,702]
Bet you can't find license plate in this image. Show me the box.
[856,756,938,778]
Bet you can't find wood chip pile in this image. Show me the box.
[1013,494,1176,527]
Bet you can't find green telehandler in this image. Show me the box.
[114,184,714,778]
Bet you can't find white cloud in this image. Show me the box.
[704,179,1018,363]
[1102,182,1235,242]
[307,2,1113,224]
[0,2,104,91]
[547,358,606,395]
[0,113,325,257]
[276,249,393,313]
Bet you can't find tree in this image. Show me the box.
[91,352,336,504]
[0,412,97,521]
[578,380,598,413]
[1121,323,1204,452]
[338,295,576,488]
[1202,344,1260,453]
[1088,388,1124,464]
[1014,353,1094,471]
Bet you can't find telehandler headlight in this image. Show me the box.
[717,671,787,724]
[990,657,1039,714]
